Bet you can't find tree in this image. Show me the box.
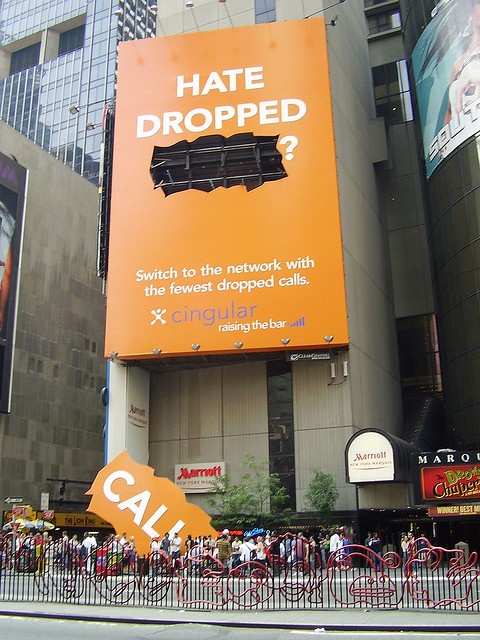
[304,470,338,525]
[207,454,290,529]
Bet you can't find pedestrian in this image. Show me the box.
[68,534,80,570]
[150,536,161,577]
[309,536,317,571]
[400,532,409,568]
[368,532,382,570]
[255,536,267,566]
[329,528,340,562]
[216,532,232,575]
[125,536,136,571]
[80,532,97,575]
[160,532,170,555]
[231,535,242,568]
[337,531,350,565]
[293,532,308,569]
[239,536,256,564]
[284,533,293,565]
[170,531,182,570]
[60,530,69,569]
[185,534,194,557]
[321,534,330,568]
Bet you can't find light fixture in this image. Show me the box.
[85,122,97,131]
[114,7,123,16]
[328,15,338,26]
[185,0,194,7]
[280,338,290,346]
[68,99,113,117]
[328,357,349,386]
[233,342,243,349]
[190,343,200,351]
[324,335,334,343]
[109,351,118,360]
[152,348,162,355]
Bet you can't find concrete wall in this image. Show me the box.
[382,124,434,319]
[0,121,106,507]
[325,0,403,437]
[149,361,268,512]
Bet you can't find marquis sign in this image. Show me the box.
[86,450,217,556]
[417,450,480,503]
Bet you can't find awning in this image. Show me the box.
[345,428,421,484]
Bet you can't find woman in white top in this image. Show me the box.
[255,536,267,565]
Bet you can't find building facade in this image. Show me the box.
[0,0,155,182]
[0,123,106,510]
[103,0,447,545]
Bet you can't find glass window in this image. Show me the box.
[59,25,85,56]
[372,60,413,124]
[368,10,402,34]
[10,42,41,75]
[255,0,276,24]
[267,361,295,510]
[397,314,442,392]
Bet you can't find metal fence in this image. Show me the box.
[1,534,479,611]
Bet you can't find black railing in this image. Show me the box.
[0,534,479,611]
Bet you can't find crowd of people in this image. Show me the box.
[0,530,136,575]
[147,527,364,575]
[0,526,430,577]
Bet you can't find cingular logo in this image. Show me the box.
[150,302,258,327]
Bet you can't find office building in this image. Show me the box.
[0,0,155,514]
[104,0,445,543]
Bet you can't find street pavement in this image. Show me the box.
[0,600,479,633]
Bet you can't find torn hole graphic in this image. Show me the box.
[149,132,287,197]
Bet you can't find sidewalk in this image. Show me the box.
[0,600,479,632]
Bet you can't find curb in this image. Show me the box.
[0,606,479,633]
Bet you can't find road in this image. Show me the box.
[2,615,479,639]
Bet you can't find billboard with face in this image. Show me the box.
[412,0,480,178]
[0,153,26,412]
[105,18,348,359]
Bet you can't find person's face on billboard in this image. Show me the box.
[473,2,480,30]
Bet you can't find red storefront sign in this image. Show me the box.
[420,464,480,501]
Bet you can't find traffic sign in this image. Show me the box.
[4,497,23,504]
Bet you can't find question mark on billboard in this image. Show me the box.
[279,135,298,160]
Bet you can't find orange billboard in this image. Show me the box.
[105,18,348,358]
